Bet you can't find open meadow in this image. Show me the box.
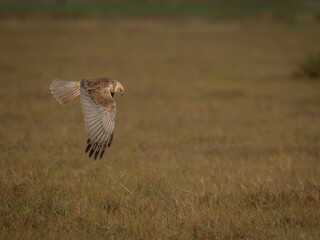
[0,5,320,239]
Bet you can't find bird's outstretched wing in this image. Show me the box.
[80,81,116,160]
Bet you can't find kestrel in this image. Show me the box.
[50,78,125,160]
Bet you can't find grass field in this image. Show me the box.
[1,8,320,240]
[0,1,313,17]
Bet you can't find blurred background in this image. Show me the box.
[0,0,320,239]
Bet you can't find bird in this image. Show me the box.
[50,78,125,160]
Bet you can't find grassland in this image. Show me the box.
[0,10,320,240]
[0,1,314,18]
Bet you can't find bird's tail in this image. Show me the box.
[50,79,81,104]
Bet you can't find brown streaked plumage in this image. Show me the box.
[50,78,125,160]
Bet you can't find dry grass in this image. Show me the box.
[0,16,320,239]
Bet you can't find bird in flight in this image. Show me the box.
[50,78,125,160]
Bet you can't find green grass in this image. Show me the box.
[0,1,314,17]
[0,15,320,239]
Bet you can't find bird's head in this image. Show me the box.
[114,81,125,96]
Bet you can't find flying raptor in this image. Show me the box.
[50,78,125,160]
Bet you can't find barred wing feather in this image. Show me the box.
[80,87,116,160]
